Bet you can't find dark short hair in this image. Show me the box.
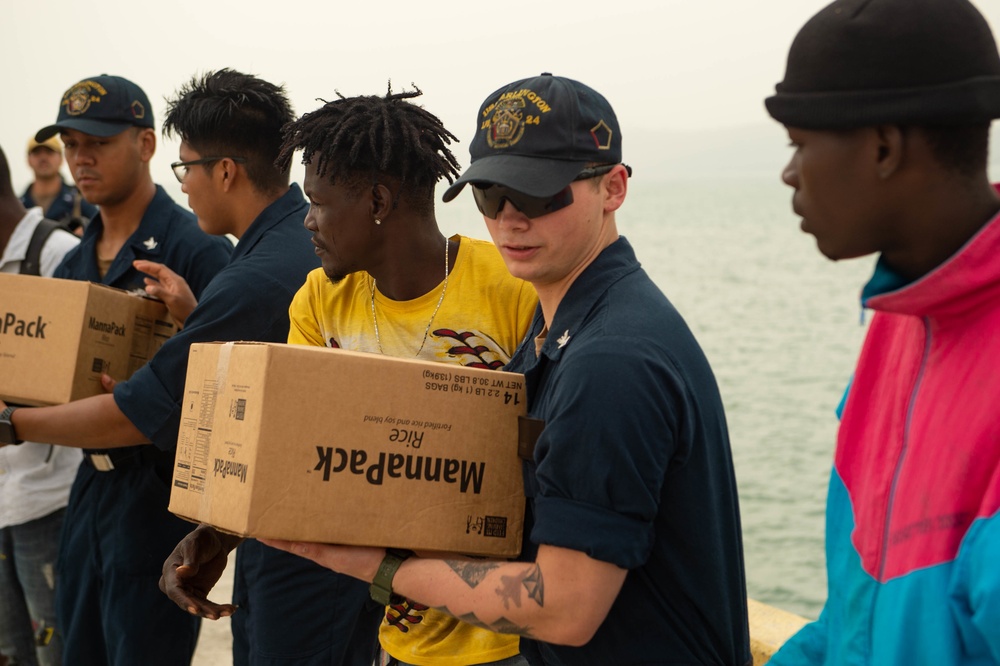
[163,69,294,194]
[275,83,460,214]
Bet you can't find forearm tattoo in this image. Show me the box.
[497,564,545,609]
[437,563,545,637]
[441,610,536,638]
[446,560,500,588]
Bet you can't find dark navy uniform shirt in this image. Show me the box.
[21,178,98,227]
[54,184,231,293]
[509,237,752,666]
[114,184,315,449]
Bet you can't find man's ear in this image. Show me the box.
[874,125,905,180]
[218,157,241,193]
[603,164,629,213]
[137,128,156,163]
[371,183,394,223]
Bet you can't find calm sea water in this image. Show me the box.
[440,176,874,620]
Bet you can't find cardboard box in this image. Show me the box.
[169,342,526,557]
[0,273,177,406]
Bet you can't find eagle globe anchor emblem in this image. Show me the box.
[67,85,94,116]
[487,98,527,148]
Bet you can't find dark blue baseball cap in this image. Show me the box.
[35,75,154,141]
[443,73,625,201]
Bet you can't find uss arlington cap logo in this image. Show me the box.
[64,80,107,116]
[486,97,527,148]
[478,79,615,155]
[483,87,553,149]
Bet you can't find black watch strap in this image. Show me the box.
[0,406,23,445]
[369,548,411,606]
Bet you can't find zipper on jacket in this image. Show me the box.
[869,316,932,652]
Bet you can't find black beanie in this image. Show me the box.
[765,0,1000,129]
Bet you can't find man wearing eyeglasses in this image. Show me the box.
[0,74,235,665]
[262,74,752,665]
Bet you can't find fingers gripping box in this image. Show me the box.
[0,274,176,406]
[169,342,526,557]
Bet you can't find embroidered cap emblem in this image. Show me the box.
[590,120,613,150]
[63,80,108,117]
[66,85,93,116]
[486,98,526,149]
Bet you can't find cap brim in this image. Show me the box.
[442,155,587,203]
[36,119,134,142]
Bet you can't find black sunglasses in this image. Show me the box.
[471,164,627,220]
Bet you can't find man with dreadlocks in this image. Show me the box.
[162,85,537,666]
[262,74,752,666]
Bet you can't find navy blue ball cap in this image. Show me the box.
[443,73,624,202]
[36,75,155,142]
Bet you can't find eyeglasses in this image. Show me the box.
[170,156,246,183]
[471,164,626,220]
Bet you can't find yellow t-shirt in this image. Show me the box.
[287,234,537,665]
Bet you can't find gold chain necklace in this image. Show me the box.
[369,236,450,356]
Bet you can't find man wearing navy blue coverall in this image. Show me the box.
[0,74,233,665]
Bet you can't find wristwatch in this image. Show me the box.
[0,406,23,445]
[369,548,412,605]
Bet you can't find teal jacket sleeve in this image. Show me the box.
[767,609,829,665]
[956,514,1000,661]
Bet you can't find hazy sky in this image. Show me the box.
[3,0,999,195]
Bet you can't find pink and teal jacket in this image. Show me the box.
[771,198,1000,665]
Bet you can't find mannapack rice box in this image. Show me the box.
[169,341,527,557]
[0,273,176,406]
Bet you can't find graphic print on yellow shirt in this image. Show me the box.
[287,235,537,666]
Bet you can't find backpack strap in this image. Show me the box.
[20,218,65,276]
[67,188,89,234]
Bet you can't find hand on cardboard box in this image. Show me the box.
[259,538,384,587]
[134,259,198,329]
[101,374,117,393]
[160,524,241,620]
